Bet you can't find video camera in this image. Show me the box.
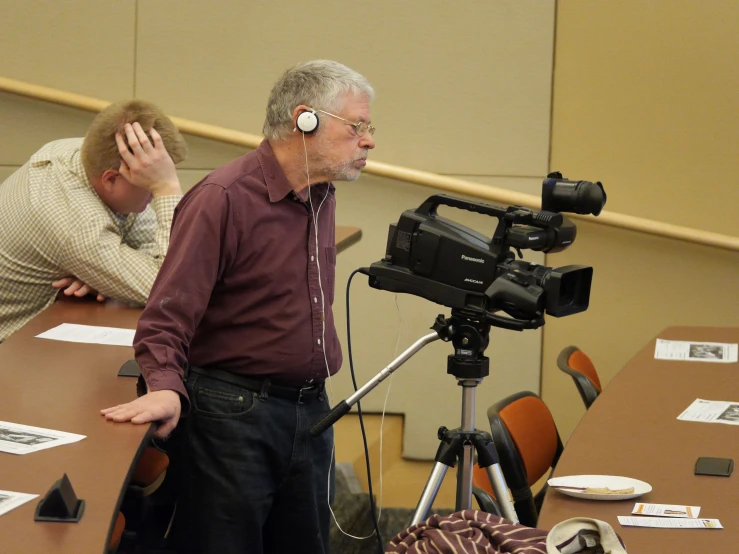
[367,172,606,331]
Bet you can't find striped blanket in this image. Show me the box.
[386,510,549,554]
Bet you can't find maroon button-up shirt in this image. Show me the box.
[134,140,342,407]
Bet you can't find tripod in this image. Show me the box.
[310,311,519,524]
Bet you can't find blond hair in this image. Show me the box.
[81,99,187,180]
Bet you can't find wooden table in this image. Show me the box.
[336,225,361,253]
[0,225,361,553]
[0,301,149,554]
[538,326,739,551]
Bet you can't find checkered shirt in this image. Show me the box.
[0,138,181,342]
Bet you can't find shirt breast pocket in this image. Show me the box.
[323,246,336,305]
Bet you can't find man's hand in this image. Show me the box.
[53,277,105,302]
[115,122,182,198]
[101,390,182,439]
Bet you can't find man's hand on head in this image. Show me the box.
[52,277,105,302]
[116,122,182,198]
[101,390,182,439]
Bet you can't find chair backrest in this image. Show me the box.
[109,511,125,551]
[486,391,563,527]
[557,345,601,409]
[131,446,170,492]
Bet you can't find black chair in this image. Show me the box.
[474,391,563,527]
[557,345,602,409]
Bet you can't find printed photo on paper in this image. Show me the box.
[0,490,39,517]
[655,339,738,363]
[677,399,739,426]
[0,421,85,455]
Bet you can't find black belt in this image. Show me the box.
[187,366,325,403]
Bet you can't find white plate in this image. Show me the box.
[547,475,652,501]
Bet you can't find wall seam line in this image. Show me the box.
[132,0,139,97]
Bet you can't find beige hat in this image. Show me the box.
[547,518,627,553]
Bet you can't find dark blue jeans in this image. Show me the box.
[174,370,334,554]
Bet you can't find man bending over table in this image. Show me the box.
[0,99,187,342]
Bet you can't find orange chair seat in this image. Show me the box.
[131,446,169,488]
[109,511,125,551]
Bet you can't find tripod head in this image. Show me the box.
[432,311,491,381]
[308,309,520,522]
[310,310,496,438]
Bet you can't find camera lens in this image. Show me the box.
[542,265,593,316]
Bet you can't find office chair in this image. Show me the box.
[471,484,501,516]
[108,512,125,552]
[557,345,601,409]
[130,446,170,495]
[117,446,172,550]
[473,391,563,527]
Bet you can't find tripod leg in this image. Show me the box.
[455,443,474,511]
[473,435,519,523]
[485,464,518,523]
[411,462,449,525]
[411,433,464,525]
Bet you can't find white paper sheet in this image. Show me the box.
[35,323,135,347]
[677,398,739,426]
[632,502,701,518]
[618,516,722,529]
[0,490,39,517]
[0,421,86,455]
[655,339,738,363]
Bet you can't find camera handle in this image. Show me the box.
[415,194,506,219]
[309,314,519,524]
[415,193,564,228]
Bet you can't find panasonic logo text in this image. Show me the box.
[461,255,484,264]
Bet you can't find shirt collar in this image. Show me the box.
[256,139,334,204]
[30,138,85,179]
[69,148,85,179]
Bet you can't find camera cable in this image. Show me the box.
[344,267,385,554]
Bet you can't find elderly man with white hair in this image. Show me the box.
[102,60,376,554]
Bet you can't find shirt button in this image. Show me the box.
[317,338,321,345]
[313,297,318,303]
[311,255,315,262]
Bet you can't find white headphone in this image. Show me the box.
[295,108,319,134]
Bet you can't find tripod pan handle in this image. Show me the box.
[310,400,351,436]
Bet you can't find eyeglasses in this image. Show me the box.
[317,109,376,137]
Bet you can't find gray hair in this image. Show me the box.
[263,60,375,141]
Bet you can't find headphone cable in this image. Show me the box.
[301,119,383,552]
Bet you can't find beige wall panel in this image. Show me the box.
[333,174,543,459]
[551,1,739,236]
[0,1,135,100]
[546,0,739,442]
[135,0,554,176]
[542,222,739,441]
[179,135,251,170]
[176,168,212,193]
[0,94,95,165]
[3,0,555,460]
[446,175,544,198]
[0,97,245,189]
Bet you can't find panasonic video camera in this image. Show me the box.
[367,173,606,331]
